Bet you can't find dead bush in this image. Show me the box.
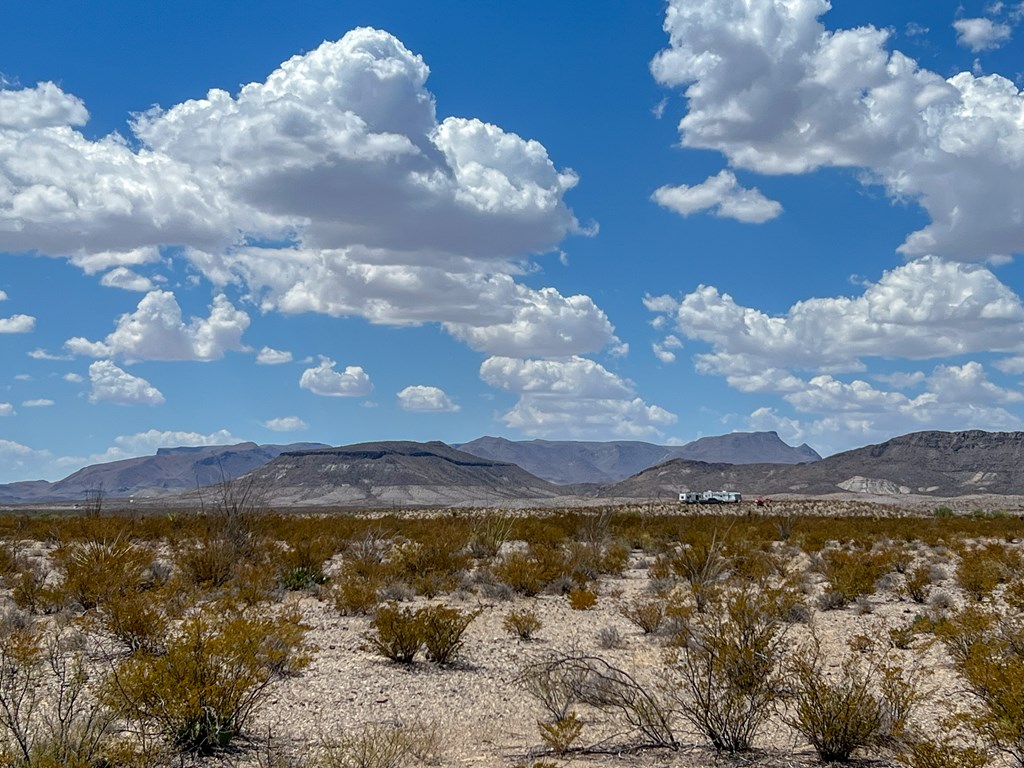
[0,621,115,768]
[520,650,676,750]
[314,720,441,768]
[53,539,153,610]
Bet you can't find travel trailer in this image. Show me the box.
[679,490,742,504]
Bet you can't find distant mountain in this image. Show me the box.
[603,430,1024,499]
[457,432,819,484]
[0,442,329,504]
[677,432,820,465]
[246,440,564,507]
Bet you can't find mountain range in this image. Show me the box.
[457,431,819,484]
[4,430,1024,507]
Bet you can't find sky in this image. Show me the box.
[3,0,1024,483]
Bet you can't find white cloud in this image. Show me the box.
[0,314,35,333]
[480,356,676,439]
[65,290,249,361]
[397,385,460,412]
[652,0,1024,261]
[256,346,293,365]
[87,360,165,406]
[0,28,615,361]
[653,334,683,364]
[27,349,70,361]
[652,170,782,223]
[263,416,308,431]
[0,290,6,301]
[647,257,1024,377]
[100,267,154,292]
[954,17,1012,51]
[0,403,13,416]
[62,372,83,383]
[299,356,372,397]
[750,362,1024,455]
[22,399,53,407]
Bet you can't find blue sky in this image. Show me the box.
[3,0,1024,483]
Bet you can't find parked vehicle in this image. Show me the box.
[679,490,742,504]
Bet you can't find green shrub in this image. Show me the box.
[538,712,583,756]
[665,587,787,752]
[104,605,309,754]
[783,641,920,762]
[493,552,547,597]
[820,548,893,607]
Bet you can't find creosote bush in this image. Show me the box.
[368,603,479,665]
[104,604,310,754]
[503,608,542,640]
[663,586,787,752]
[783,639,920,762]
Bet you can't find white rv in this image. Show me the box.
[679,490,742,504]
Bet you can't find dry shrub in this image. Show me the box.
[419,604,480,665]
[493,552,547,597]
[567,587,597,611]
[0,620,115,768]
[783,639,921,762]
[315,720,441,768]
[664,587,787,752]
[520,650,676,750]
[104,604,310,754]
[53,539,153,610]
[503,608,542,640]
[900,736,991,768]
[275,536,333,591]
[619,598,664,634]
[469,510,515,559]
[670,532,730,612]
[92,589,169,654]
[819,547,894,608]
[956,546,1010,601]
[368,603,478,665]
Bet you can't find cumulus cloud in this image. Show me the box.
[0,290,6,301]
[100,267,154,292]
[62,373,83,383]
[646,257,1024,379]
[22,399,53,407]
[256,346,293,365]
[188,248,619,357]
[0,29,612,360]
[653,335,683,364]
[0,314,35,333]
[954,17,1012,51]
[299,356,372,397]
[263,416,308,431]
[652,0,1024,261]
[87,360,165,406]
[480,356,676,439]
[397,385,460,412]
[65,290,249,361]
[0,403,13,416]
[750,362,1024,454]
[653,170,782,223]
